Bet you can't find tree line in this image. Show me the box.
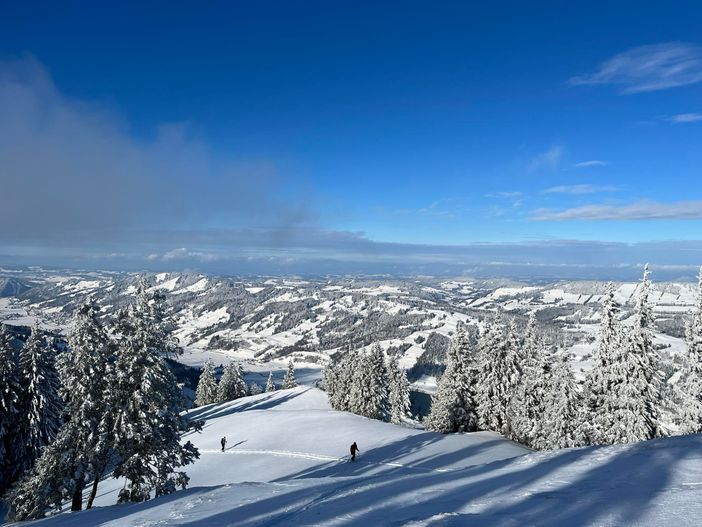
[0,282,199,521]
[322,345,411,425]
[423,265,702,449]
[193,358,297,407]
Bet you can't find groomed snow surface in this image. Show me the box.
[13,387,702,527]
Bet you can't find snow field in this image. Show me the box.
[17,387,702,527]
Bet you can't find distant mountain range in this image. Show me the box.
[0,267,696,383]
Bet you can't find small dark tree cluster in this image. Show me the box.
[323,344,410,423]
[194,360,247,407]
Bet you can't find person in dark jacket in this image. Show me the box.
[221,436,227,452]
[350,442,359,462]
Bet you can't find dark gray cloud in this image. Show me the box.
[0,57,313,243]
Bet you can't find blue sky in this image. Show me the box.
[1,1,702,278]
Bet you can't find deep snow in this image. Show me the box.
[9,387,702,526]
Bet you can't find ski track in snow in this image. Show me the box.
[199,449,453,473]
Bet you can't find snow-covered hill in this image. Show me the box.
[0,268,696,384]
[12,387,702,526]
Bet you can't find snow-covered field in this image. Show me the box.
[13,387,702,527]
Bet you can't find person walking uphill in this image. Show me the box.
[221,436,227,452]
[350,442,359,462]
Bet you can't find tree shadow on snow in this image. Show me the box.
[174,434,702,527]
[183,389,308,430]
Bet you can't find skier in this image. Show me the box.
[221,436,227,452]
[350,441,359,462]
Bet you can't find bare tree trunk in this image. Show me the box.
[71,479,84,512]
[86,460,106,509]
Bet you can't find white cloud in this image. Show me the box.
[543,184,618,195]
[668,112,702,123]
[574,160,607,168]
[530,146,563,171]
[569,42,702,93]
[532,200,702,221]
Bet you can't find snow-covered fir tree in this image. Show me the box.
[351,345,389,420]
[59,300,116,510]
[580,284,625,445]
[0,324,23,492]
[7,302,118,519]
[509,314,552,448]
[248,383,263,396]
[195,360,219,406]
[17,324,62,475]
[282,359,298,389]
[542,353,582,449]
[614,265,662,443]
[322,359,340,399]
[217,362,247,402]
[387,355,411,424]
[266,371,276,392]
[680,267,702,433]
[5,431,72,521]
[425,326,478,433]
[476,317,522,437]
[327,348,357,411]
[110,281,199,503]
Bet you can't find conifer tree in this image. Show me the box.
[17,324,62,474]
[476,317,522,436]
[61,300,116,510]
[322,359,339,399]
[330,349,357,411]
[425,326,478,433]
[510,314,552,448]
[0,325,22,492]
[110,281,199,503]
[352,345,390,420]
[282,359,298,389]
[580,284,624,445]
[217,362,247,402]
[614,265,661,443]
[195,360,219,406]
[387,355,411,424]
[680,267,702,433]
[5,432,71,521]
[248,383,263,396]
[266,371,276,392]
[542,354,582,449]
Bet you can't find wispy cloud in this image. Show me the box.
[543,184,618,195]
[388,198,462,218]
[569,42,702,93]
[530,146,563,171]
[532,200,702,221]
[574,160,607,168]
[668,112,702,123]
[486,191,523,199]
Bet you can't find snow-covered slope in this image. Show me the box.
[15,387,702,526]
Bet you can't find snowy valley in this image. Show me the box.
[0,267,696,386]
